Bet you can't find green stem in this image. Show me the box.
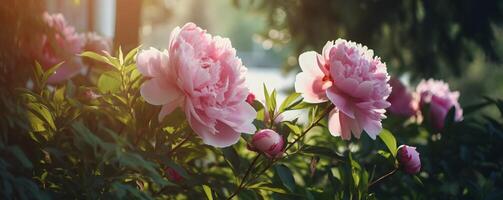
[368,167,398,188]
[167,133,192,157]
[226,154,261,200]
[228,104,334,198]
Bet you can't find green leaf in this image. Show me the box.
[80,51,116,68]
[98,71,121,93]
[279,93,301,112]
[42,62,64,82]
[222,147,241,175]
[413,175,424,186]
[26,103,56,131]
[270,89,277,112]
[33,61,44,86]
[443,106,457,129]
[301,145,344,160]
[118,46,124,66]
[284,122,302,135]
[263,84,271,110]
[125,45,141,65]
[248,183,289,194]
[290,101,310,110]
[378,129,397,158]
[274,164,296,192]
[202,185,213,200]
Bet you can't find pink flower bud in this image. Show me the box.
[165,167,183,182]
[397,145,421,174]
[249,129,284,158]
[246,93,256,104]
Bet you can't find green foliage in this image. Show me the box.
[1,45,502,199]
[238,0,502,78]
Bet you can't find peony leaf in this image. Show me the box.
[202,185,213,200]
[125,45,141,65]
[279,92,301,113]
[97,71,121,93]
[222,147,241,175]
[378,129,397,158]
[443,106,457,129]
[274,164,296,192]
[80,51,116,69]
[301,145,344,160]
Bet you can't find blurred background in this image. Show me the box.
[3,0,503,104]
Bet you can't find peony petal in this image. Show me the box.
[219,102,257,134]
[190,117,241,147]
[299,51,324,76]
[354,81,373,99]
[140,78,182,105]
[349,116,363,139]
[326,88,355,118]
[337,78,359,94]
[328,109,351,140]
[137,47,168,77]
[361,117,382,140]
[158,98,183,121]
[295,72,328,103]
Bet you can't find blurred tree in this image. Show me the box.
[0,0,45,87]
[238,0,502,78]
[114,0,142,52]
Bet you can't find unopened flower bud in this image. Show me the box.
[248,129,284,158]
[165,167,183,182]
[246,93,256,105]
[397,145,421,174]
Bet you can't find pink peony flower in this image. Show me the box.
[137,23,256,147]
[387,78,419,118]
[36,12,85,84]
[397,145,421,174]
[83,32,112,56]
[248,129,284,158]
[246,92,256,104]
[416,79,463,130]
[295,39,391,140]
[165,167,183,182]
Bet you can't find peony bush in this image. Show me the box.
[1,12,503,200]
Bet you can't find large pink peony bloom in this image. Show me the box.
[295,39,391,140]
[36,12,85,83]
[387,78,419,118]
[137,23,256,147]
[416,79,463,130]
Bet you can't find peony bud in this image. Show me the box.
[248,129,284,158]
[246,93,256,105]
[165,167,183,182]
[397,145,421,174]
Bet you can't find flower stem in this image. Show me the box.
[226,154,261,200]
[285,104,334,151]
[226,104,334,199]
[368,167,398,188]
[167,133,191,157]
